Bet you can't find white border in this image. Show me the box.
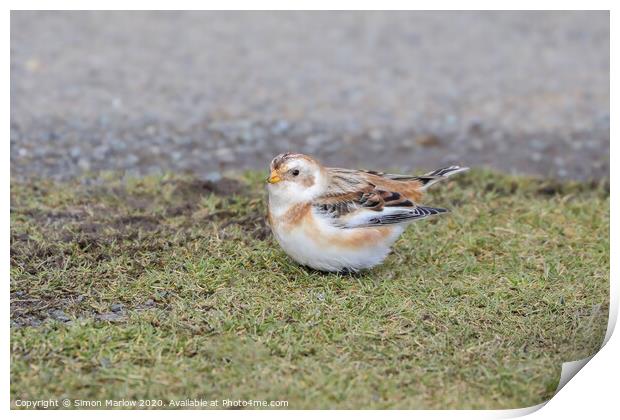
[4,2,615,419]
[3,1,616,11]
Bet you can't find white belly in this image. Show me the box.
[270,210,405,272]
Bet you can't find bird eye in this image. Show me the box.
[291,169,300,176]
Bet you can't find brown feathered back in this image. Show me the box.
[324,168,424,204]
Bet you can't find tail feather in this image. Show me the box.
[414,165,469,190]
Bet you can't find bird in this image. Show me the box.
[266,152,468,273]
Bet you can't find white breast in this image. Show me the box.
[269,205,404,272]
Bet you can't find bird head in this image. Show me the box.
[266,153,327,203]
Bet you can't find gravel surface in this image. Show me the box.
[11,11,609,181]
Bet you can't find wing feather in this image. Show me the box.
[314,167,449,229]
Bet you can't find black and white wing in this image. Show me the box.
[314,172,448,229]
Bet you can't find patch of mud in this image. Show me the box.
[168,178,245,199]
[483,181,519,196]
[10,176,270,327]
[165,178,247,216]
[95,312,127,323]
[111,215,162,231]
[220,213,271,241]
[470,177,610,199]
[12,208,90,226]
[535,179,609,197]
[10,292,80,328]
[10,287,161,328]
[10,234,70,273]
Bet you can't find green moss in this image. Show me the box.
[10,170,609,409]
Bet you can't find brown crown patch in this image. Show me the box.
[270,153,318,171]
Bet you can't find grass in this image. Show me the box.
[10,169,609,409]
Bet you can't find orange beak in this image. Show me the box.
[267,170,282,184]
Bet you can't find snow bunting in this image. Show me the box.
[266,153,468,272]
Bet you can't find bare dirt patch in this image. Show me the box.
[10,175,261,327]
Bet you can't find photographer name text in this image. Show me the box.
[13,398,289,409]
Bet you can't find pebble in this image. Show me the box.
[468,119,483,134]
[203,171,223,182]
[124,154,139,166]
[491,130,505,142]
[469,139,484,151]
[238,130,252,143]
[50,309,70,322]
[369,129,383,141]
[445,114,457,126]
[96,312,125,322]
[441,154,460,165]
[93,145,110,160]
[109,139,127,151]
[215,148,235,162]
[529,139,547,151]
[272,120,290,135]
[306,134,329,149]
[77,158,91,171]
[415,134,442,148]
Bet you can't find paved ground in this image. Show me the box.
[11,11,609,181]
